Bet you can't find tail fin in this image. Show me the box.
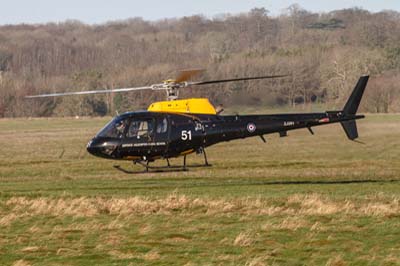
[340,76,369,140]
[343,76,369,115]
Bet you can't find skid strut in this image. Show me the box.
[203,148,210,166]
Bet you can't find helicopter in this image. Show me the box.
[27,70,369,173]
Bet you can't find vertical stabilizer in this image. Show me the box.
[343,76,369,115]
[340,76,369,140]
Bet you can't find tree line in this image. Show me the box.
[0,5,400,117]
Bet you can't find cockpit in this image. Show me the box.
[96,117,126,138]
[87,113,169,159]
[96,115,168,140]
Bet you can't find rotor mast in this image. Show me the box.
[166,86,179,101]
[162,80,189,101]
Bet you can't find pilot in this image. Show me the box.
[115,121,126,138]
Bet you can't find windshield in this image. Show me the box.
[96,116,157,139]
[96,117,127,138]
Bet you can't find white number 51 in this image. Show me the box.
[181,130,192,140]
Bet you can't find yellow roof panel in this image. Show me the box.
[148,98,216,115]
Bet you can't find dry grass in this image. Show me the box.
[108,250,135,259]
[142,250,161,261]
[12,260,31,266]
[310,221,323,232]
[360,201,400,216]
[234,232,255,247]
[0,213,18,226]
[383,254,400,265]
[107,249,160,261]
[277,217,309,231]
[56,248,80,256]
[3,194,399,225]
[326,255,347,266]
[138,224,152,235]
[245,256,268,266]
[21,246,40,252]
[49,220,124,233]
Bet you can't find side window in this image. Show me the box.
[156,117,168,134]
[127,119,154,139]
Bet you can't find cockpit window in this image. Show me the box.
[156,118,168,134]
[96,117,156,139]
[96,117,127,138]
[127,119,154,139]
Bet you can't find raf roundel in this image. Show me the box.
[247,123,256,133]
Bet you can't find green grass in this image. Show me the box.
[0,114,400,266]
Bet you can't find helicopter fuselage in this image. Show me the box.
[26,67,369,169]
[86,110,364,162]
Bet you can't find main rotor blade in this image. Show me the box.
[189,74,288,86]
[175,69,204,83]
[25,86,155,98]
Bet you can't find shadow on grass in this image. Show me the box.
[3,179,400,195]
[241,179,400,186]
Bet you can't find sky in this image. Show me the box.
[1,0,400,25]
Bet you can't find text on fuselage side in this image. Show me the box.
[284,121,295,126]
[122,142,166,148]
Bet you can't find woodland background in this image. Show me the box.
[0,5,400,117]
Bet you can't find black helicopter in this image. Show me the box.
[27,70,369,172]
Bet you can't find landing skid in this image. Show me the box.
[113,149,212,174]
[113,165,188,174]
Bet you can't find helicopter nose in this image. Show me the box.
[86,139,100,156]
[86,139,94,154]
[87,138,119,158]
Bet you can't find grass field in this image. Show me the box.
[0,114,400,266]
